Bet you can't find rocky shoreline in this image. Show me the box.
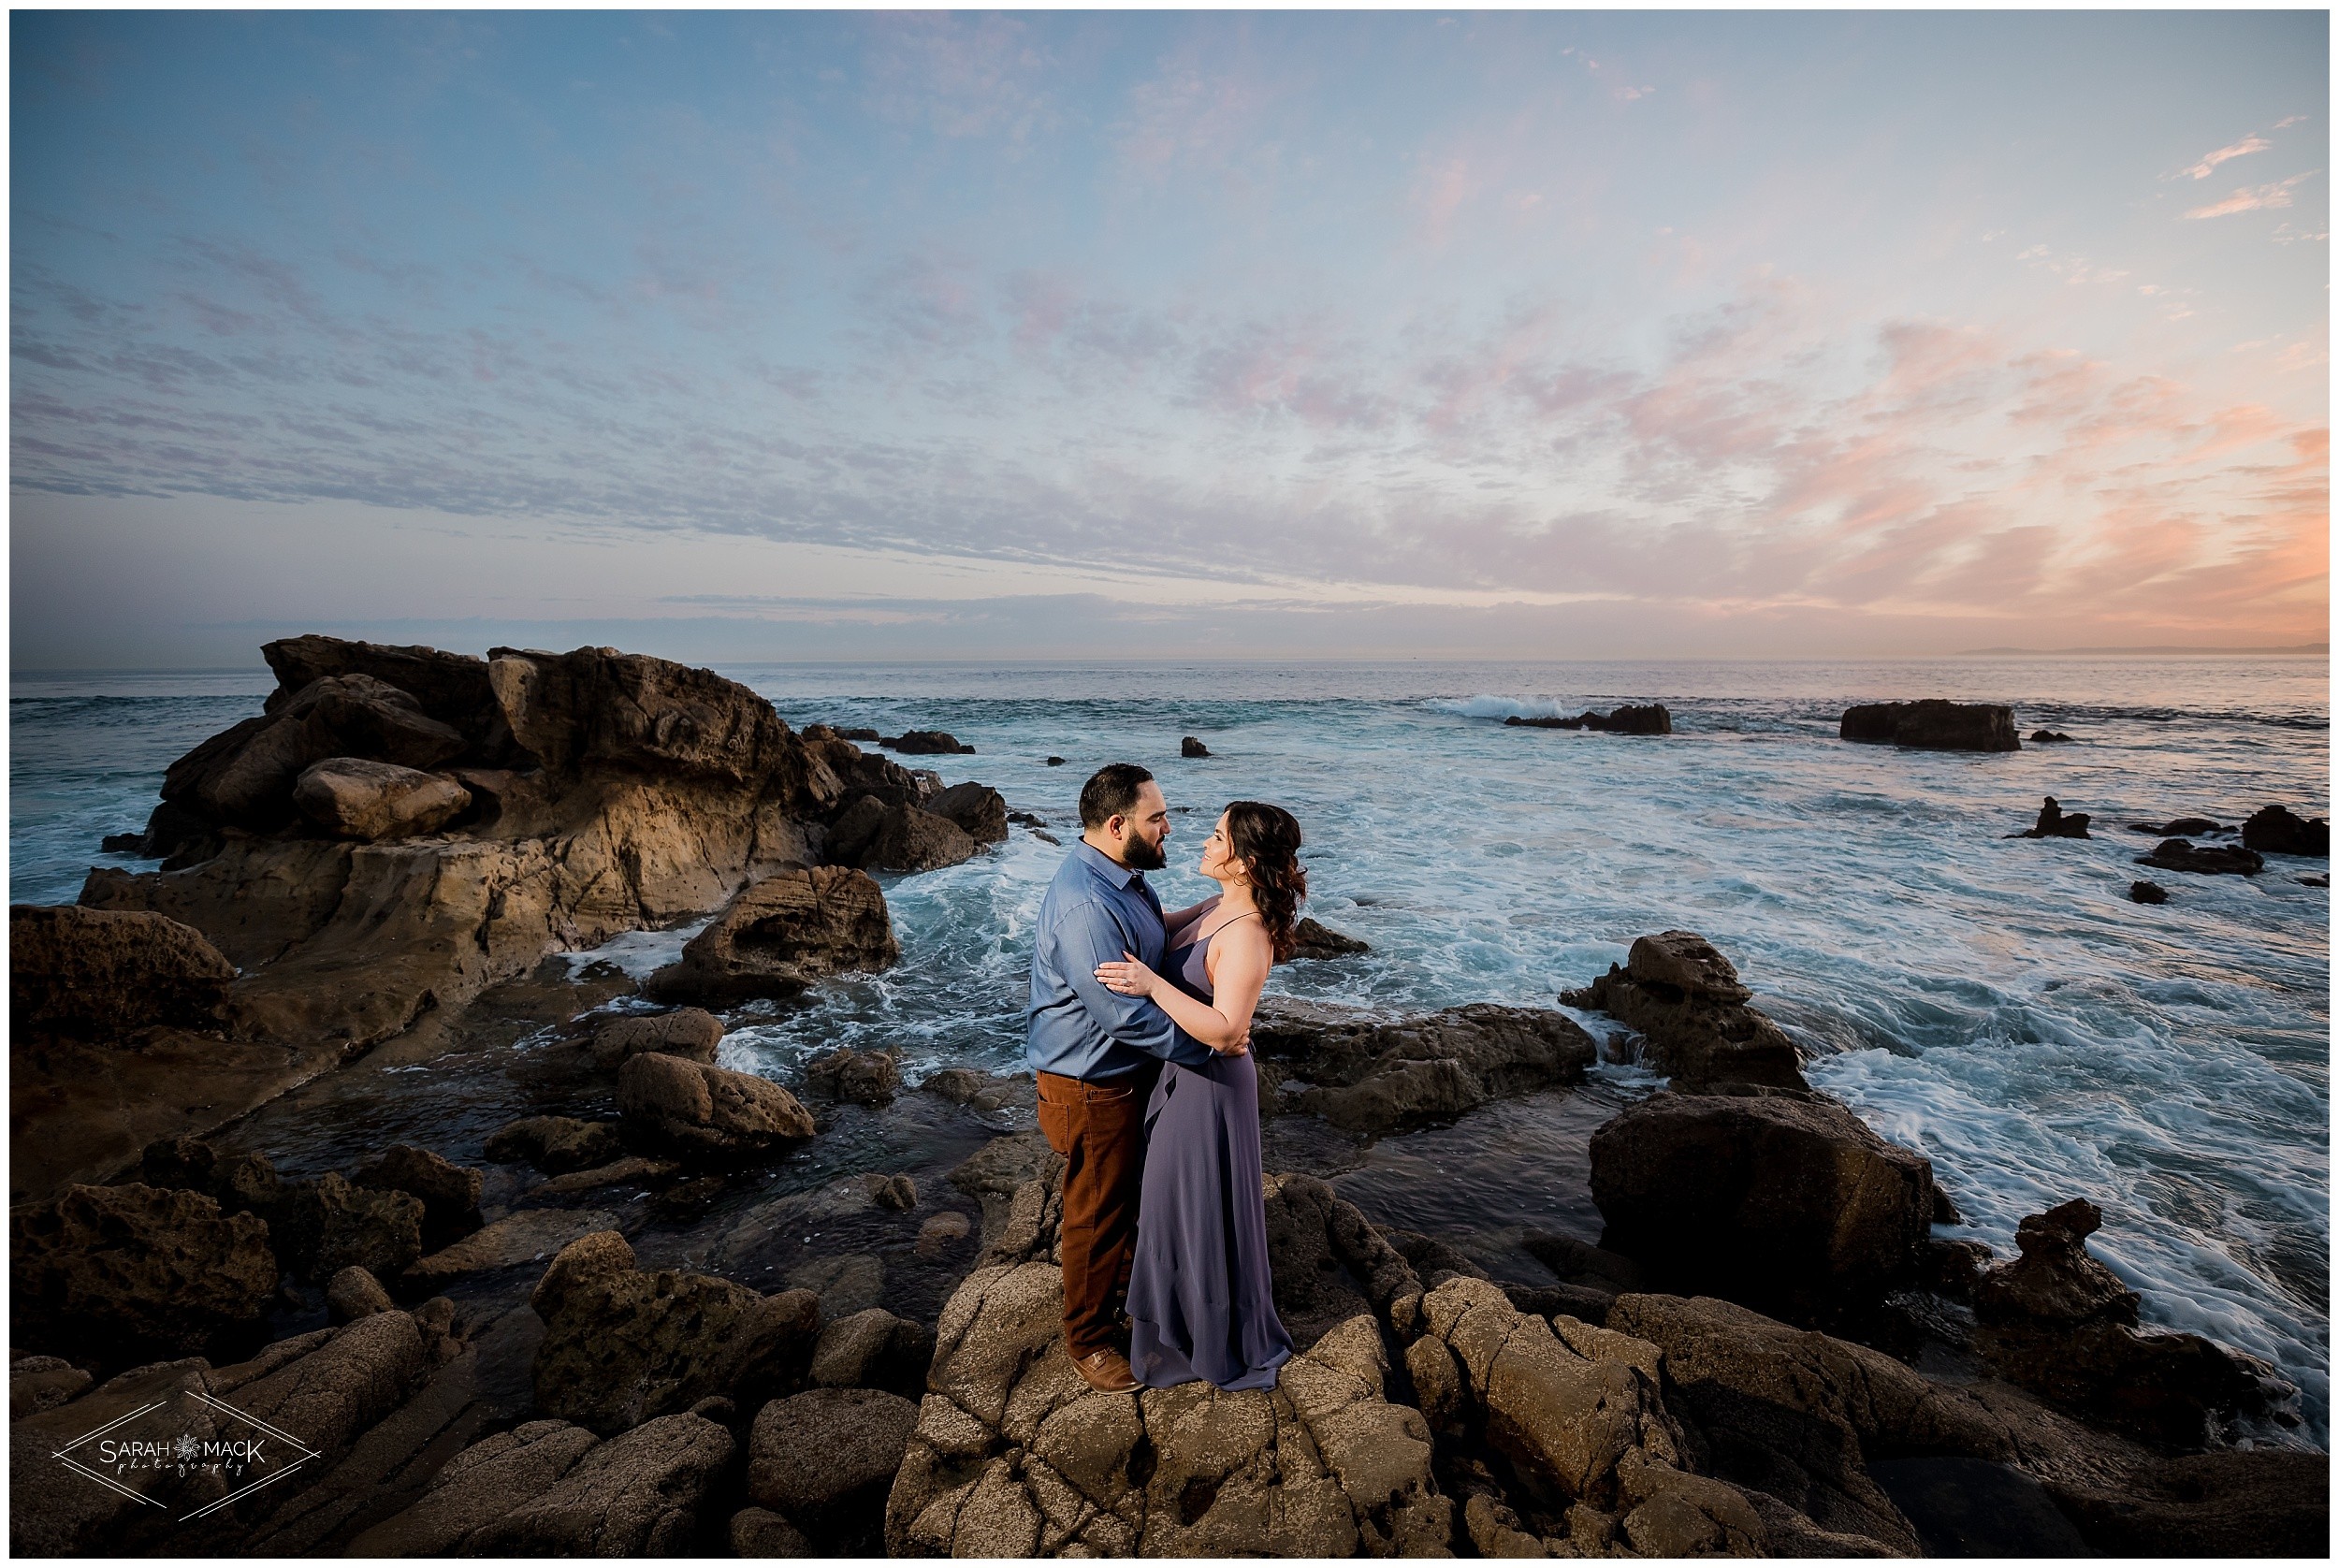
[8,639,2328,1557]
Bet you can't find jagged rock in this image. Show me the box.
[885,1268,1448,1556]
[2137,838,2263,876]
[1923,1238,1994,1300]
[646,865,898,1003]
[920,1067,1028,1112]
[1247,997,1596,1135]
[853,802,981,872]
[588,1008,724,1069]
[883,730,975,755]
[10,905,236,1036]
[929,780,1009,843]
[10,1183,278,1360]
[2012,796,2091,839]
[2242,803,2330,856]
[405,1208,621,1289]
[485,1115,620,1174]
[327,1265,395,1323]
[163,673,471,831]
[1839,700,2019,751]
[730,1505,814,1556]
[351,1143,484,1247]
[1289,917,1370,958]
[10,1355,93,1419]
[809,1308,936,1401]
[1970,1199,2282,1446]
[1588,1091,1936,1317]
[2130,880,2170,905]
[803,1046,902,1105]
[263,1172,426,1284]
[1559,933,1805,1090]
[1181,734,1213,757]
[1504,703,1673,734]
[529,1229,821,1434]
[1608,1293,1998,1551]
[2029,729,2074,743]
[291,758,471,841]
[750,1387,921,1549]
[618,1052,817,1159]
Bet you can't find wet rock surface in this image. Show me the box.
[2137,837,2265,876]
[1504,702,1674,734]
[646,865,898,1004]
[1839,699,2020,750]
[2012,795,2092,838]
[2242,802,2330,856]
[1560,931,1807,1091]
[1289,916,1370,958]
[1247,996,1597,1135]
[617,1051,818,1160]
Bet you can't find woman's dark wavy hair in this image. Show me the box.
[1226,801,1307,961]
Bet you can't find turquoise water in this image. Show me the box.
[11,656,2329,1440]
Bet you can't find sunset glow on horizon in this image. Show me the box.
[10,9,2328,667]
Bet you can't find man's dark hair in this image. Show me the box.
[1080,763,1156,830]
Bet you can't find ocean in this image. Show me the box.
[10,655,2329,1442]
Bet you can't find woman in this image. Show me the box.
[1094,800,1304,1391]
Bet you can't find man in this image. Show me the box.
[1027,762,1240,1393]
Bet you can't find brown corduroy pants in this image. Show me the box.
[1036,1063,1158,1358]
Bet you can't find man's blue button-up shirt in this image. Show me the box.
[1026,840,1215,1081]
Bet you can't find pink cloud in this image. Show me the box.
[2185,171,2315,219]
[2179,135,2271,180]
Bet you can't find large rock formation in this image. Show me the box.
[1246,997,1596,1136]
[1839,700,2020,751]
[23,638,977,1204]
[2241,803,2329,857]
[1560,931,1807,1090]
[1587,1090,1937,1319]
[646,865,897,1003]
[10,1183,278,1361]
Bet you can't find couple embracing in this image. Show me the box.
[1026,762,1305,1394]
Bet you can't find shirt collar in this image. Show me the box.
[1074,838,1146,890]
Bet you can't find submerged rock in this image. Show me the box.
[646,865,898,1003]
[1181,734,1213,757]
[1247,996,1595,1135]
[2029,729,2074,744]
[2012,795,2091,839]
[485,1115,621,1174]
[2129,880,2170,905]
[1839,700,2019,751]
[1559,931,1806,1091]
[883,729,974,755]
[1589,1090,1937,1319]
[2137,838,2264,876]
[2129,816,2221,836]
[1504,703,1673,734]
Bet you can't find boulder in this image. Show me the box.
[646,865,898,1003]
[1970,1199,2283,1446]
[588,1008,724,1069]
[2130,880,2169,905]
[264,1171,426,1284]
[327,1264,396,1323]
[859,803,981,873]
[750,1387,921,1548]
[1839,700,2019,751]
[484,1115,620,1174]
[1181,734,1213,757]
[920,1067,1029,1113]
[291,757,471,841]
[1246,997,1597,1136]
[618,1052,818,1159]
[2012,796,2091,839]
[928,780,1009,843]
[350,1143,484,1247]
[162,673,470,830]
[10,1183,277,1361]
[10,1356,93,1420]
[1505,703,1672,734]
[530,1229,822,1434]
[2137,838,2263,876]
[2242,803,2330,857]
[803,1047,902,1105]
[1288,917,1369,959]
[730,1506,814,1555]
[1559,932,1805,1091]
[883,730,974,755]
[9,906,236,1036]
[1588,1091,1936,1318]
[809,1308,936,1400]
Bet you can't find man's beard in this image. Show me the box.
[1122,834,1167,871]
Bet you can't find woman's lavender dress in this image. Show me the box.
[1126,922,1296,1390]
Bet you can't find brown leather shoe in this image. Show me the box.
[1068,1345,1138,1393]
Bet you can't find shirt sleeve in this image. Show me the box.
[1056,897,1214,1069]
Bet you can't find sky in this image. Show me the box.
[9,8,2330,668]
